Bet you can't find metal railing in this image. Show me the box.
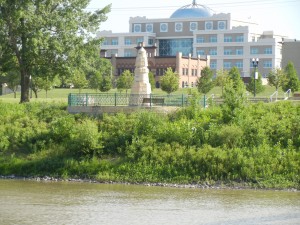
[270,91,278,102]
[68,93,190,107]
[284,89,291,100]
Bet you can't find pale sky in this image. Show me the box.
[88,0,300,40]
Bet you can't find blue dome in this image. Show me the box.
[170,1,212,19]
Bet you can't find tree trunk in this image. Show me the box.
[20,70,30,103]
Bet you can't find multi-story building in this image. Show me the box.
[281,39,300,78]
[98,0,283,86]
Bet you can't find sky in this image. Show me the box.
[87,0,300,40]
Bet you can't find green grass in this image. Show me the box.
[0,85,288,103]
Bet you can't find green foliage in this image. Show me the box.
[71,69,88,92]
[282,61,299,93]
[160,67,179,94]
[148,71,155,91]
[0,0,111,103]
[99,75,112,92]
[196,66,214,94]
[116,70,134,94]
[246,72,265,96]
[267,68,286,91]
[0,101,300,189]
[215,69,229,96]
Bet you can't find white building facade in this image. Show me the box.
[98,1,282,83]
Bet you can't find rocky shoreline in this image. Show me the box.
[1,175,299,192]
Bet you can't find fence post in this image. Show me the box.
[115,92,117,106]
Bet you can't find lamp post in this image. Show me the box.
[252,58,259,97]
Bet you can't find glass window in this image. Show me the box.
[250,48,258,54]
[210,61,217,69]
[209,49,217,55]
[148,39,154,45]
[196,36,205,43]
[235,61,243,68]
[124,50,132,57]
[159,38,193,56]
[263,61,272,68]
[160,23,168,32]
[136,37,143,44]
[125,38,131,45]
[111,39,118,45]
[224,49,232,55]
[218,21,226,30]
[210,36,217,43]
[102,40,108,45]
[264,48,272,54]
[236,49,243,55]
[236,35,244,42]
[146,24,153,33]
[224,62,232,69]
[175,22,183,32]
[197,50,205,55]
[190,22,197,31]
[134,24,141,33]
[224,36,232,42]
[205,21,213,30]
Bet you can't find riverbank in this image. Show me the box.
[1,175,299,192]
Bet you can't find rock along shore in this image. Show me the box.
[0,175,298,192]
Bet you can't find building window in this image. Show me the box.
[224,36,232,42]
[224,49,232,55]
[175,22,183,32]
[264,48,272,54]
[146,24,153,33]
[134,24,141,33]
[205,21,213,30]
[111,39,118,45]
[235,61,243,68]
[224,62,232,69]
[236,49,243,55]
[103,40,108,45]
[263,61,272,68]
[160,23,168,32]
[209,49,217,55]
[159,39,193,56]
[124,50,132,57]
[191,82,194,87]
[218,21,226,30]
[148,39,154,45]
[196,36,205,43]
[210,61,217,69]
[210,36,217,43]
[250,48,258,54]
[190,22,197,31]
[236,35,244,42]
[197,50,205,55]
[136,37,143,44]
[125,38,131,45]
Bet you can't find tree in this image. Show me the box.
[222,67,247,122]
[99,75,112,92]
[148,71,155,91]
[196,66,214,95]
[0,1,111,103]
[246,72,265,96]
[160,67,179,94]
[267,68,286,91]
[116,70,134,94]
[282,61,299,93]
[71,69,88,93]
[215,69,229,96]
[1,70,20,98]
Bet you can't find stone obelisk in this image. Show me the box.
[129,44,151,105]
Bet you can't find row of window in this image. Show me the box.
[250,47,272,54]
[103,38,155,46]
[182,68,198,76]
[197,48,272,56]
[196,35,244,43]
[133,21,227,33]
[210,60,273,69]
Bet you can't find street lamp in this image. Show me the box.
[252,58,259,97]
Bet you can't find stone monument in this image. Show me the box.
[129,43,152,105]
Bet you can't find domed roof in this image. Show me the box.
[170,0,212,19]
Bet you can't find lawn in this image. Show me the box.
[0,85,287,103]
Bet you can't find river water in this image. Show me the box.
[0,180,299,225]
